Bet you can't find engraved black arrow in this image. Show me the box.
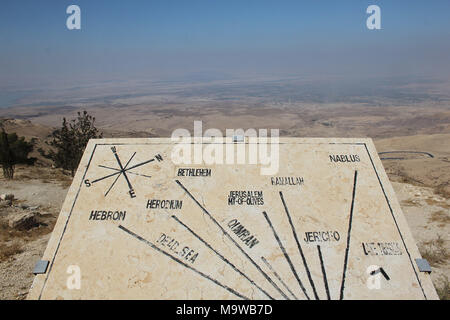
[98,165,152,178]
[370,267,390,281]
[112,147,134,193]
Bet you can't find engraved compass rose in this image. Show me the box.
[84,146,162,198]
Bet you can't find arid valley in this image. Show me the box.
[0,76,449,299]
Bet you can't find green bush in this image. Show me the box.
[0,129,35,179]
[42,111,102,176]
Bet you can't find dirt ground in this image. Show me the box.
[392,182,450,299]
[0,166,70,299]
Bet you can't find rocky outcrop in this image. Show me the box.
[8,212,40,230]
[0,194,14,201]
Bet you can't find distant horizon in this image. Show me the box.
[1,1,450,107]
[1,73,449,110]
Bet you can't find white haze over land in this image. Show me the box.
[0,1,449,108]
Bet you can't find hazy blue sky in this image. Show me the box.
[1,0,450,89]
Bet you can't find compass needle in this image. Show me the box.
[91,170,121,184]
[125,158,154,171]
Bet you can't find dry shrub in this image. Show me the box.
[429,210,450,225]
[420,235,449,266]
[401,199,420,207]
[436,276,450,300]
[0,215,55,243]
[11,165,72,187]
[425,198,450,209]
[0,240,23,262]
[435,184,450,199]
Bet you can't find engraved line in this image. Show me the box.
[317,245,331,300]
[112,148,133,191]
[261,256,299,300]
[175,179,290,300]
[118,225,249,300]
[279,191,319,300]
[363,143,426,299]
[171,215,274,300]
[105,152,136,197]
[91,170,121,184]
[125,158,155,171]
[339,170,358,300]
[38,144,98,299]
[262,211,310,300]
